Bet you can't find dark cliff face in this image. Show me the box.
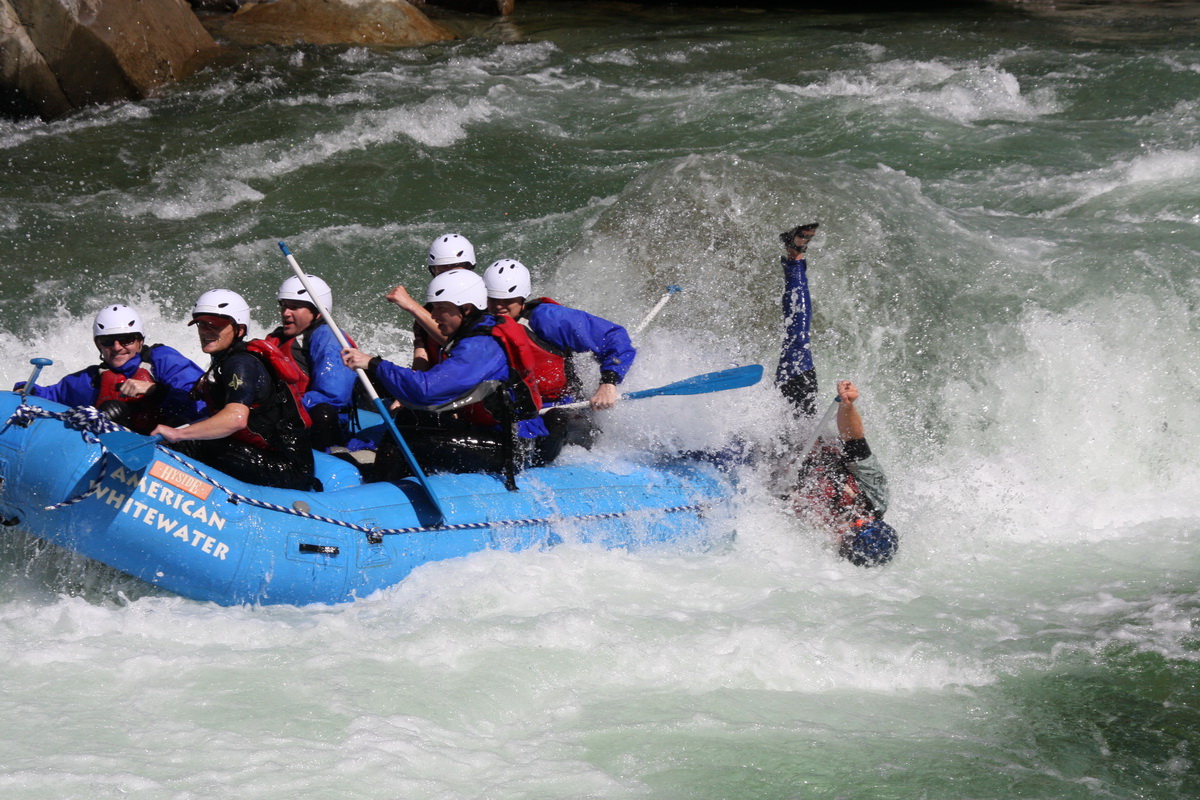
[195,0,456,48]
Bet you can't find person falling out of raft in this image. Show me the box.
[340,270,557,486]
[150,290,316,491]
[264,273,358,451]
[775,223,899,567]
[790,379,898,567]
[482,257,636,449]
[15,303,204,434]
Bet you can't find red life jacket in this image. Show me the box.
[95,346,164,435]
[454,315,544,428]
[519,298,571,402]
[263,331,311,396]
[792,442,867,529]
[264,321,357,400]
[247,338,312,427]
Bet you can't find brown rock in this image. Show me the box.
[207,0,456,47]
[2,0,219,119]
[1,0,73,118]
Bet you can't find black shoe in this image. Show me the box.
[780,223,819,255]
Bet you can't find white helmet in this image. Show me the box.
[277,274,332,312]
[426,270,487,311]
[190,289,251,328]
[92,304,144,338]
[483,259,532,300]
[426,233,476,269]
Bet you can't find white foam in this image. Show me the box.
[117,178,266,220]
[586,49,639,67]
[0,101,150,151]
[109,93,498,221]
[787,59,1061,123]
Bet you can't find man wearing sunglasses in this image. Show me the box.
[774,224,899,567]
[16,304,204,433]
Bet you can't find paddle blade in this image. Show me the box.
[624,364,764,400]
[99,432,162,471]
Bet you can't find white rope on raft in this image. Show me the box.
[7,404,712,542]
[8,404,125,510]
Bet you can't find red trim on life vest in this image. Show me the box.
[459,315,544,427]
[202,339,313,450]
[266,323,357,402]
[792,443,865,528]
[96,364,154,407]
[263,332,310,396]
[246,338,313,429]
[519,298,570,401]
[95,351,166,435]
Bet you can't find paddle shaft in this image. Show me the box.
[633,285,682,336]
[543,365,763,412]
[797,396,840,472]
[278,241,448,522]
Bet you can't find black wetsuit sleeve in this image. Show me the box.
[222,353,273,408]
[843,437,872,462]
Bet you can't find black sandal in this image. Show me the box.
[779,222,819,254]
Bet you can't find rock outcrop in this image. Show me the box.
[1,0,70,118]
[200,0,455,47]
[1,0,219,119]
[1,0,457,121]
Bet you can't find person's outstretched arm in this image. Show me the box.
[835,380,865,441]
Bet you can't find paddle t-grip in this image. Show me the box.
[21,358,53,398]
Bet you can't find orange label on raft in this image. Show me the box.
[150,461,213,501]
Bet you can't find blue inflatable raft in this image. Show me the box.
[0,392,733,606]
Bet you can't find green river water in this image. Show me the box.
[2,1,1199,797]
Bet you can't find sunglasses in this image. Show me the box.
[191,317,234,333]
[96,334,141,348]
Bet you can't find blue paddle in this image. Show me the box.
[279,241,448,523]
[544,364,764,411]
[99,432,163,472]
